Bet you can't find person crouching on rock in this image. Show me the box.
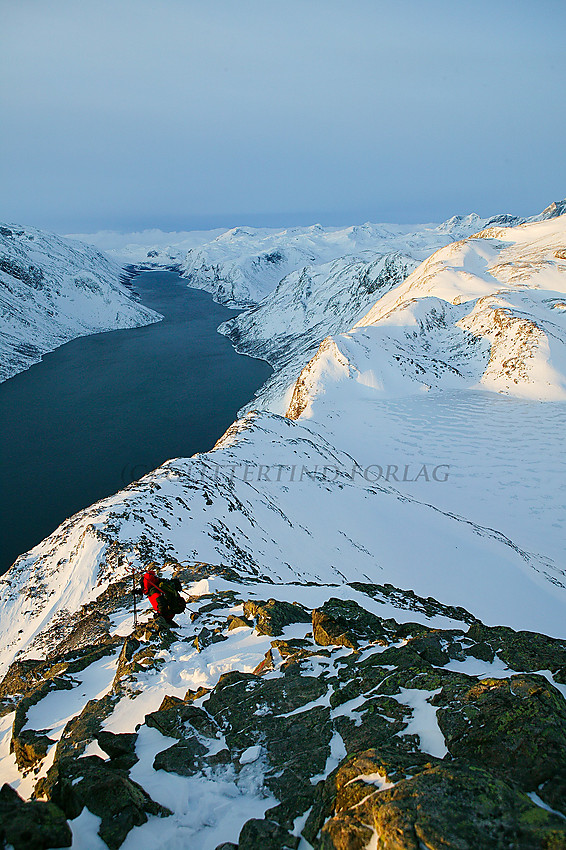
[142,563,176,625]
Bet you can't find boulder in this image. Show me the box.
[0,783,72,850]
[96,731,138,770]
[37,755,171,850]
[153,738,208,775]
[144,702,218,740]
[312,599,389,649]
[238,817,299,849]
[243,599,311,637]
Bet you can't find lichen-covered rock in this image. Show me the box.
[312,599,389,649]
[144,702,219,740]
[153,738,209,775]
[466,622,566,674]
[36,755,171,850]
[321,762,566,850]
[238,817,299,849]
[243,599,311,636]
[435,673,566,814]
[0,783,72,850]
[11,728,55,772]
[203,667,332,825]
[52,694,118,763]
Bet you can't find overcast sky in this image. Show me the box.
[1,0,565,233]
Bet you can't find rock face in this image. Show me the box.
[0,223,160,382]
[321,762,566,850]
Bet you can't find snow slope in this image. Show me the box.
[1,204,566,849]
[1,211,565,672]
[0,224,161,382]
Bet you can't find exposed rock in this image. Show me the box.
[204,668,331,825]
[312,598,389,649]
[321,761,566,850]
[238,817,299,849]
[435,673,566,813]
[243,599,311,636]
[96,731,138,770]
[253,649,275,675]
[193,626,228,651]
[52,694,118,763]
[153,738,209,775]
[144,702,219,740]
[465,622,566,675]
[227,615,253,630]
[0,782,72,850]
[11,729,55,772]
[349,581,479,625]
[36,755,170,849]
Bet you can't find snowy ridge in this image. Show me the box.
[0,224,161,382]
[1,204,566,849]
[287,214,566,417]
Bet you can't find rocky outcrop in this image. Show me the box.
[2,573,566,849]
[0,783,72,850]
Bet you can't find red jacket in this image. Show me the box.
[143,570,161,598]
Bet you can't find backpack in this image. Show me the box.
[157,578,186,615]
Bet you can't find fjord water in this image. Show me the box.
[0,271,271,575]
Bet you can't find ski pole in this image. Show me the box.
[132,567,138,627]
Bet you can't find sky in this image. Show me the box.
[1,0,565,233]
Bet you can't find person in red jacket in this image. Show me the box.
[142,564,175,624]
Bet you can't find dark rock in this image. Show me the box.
[203,669,331,825]
[243,599,311,637]
[238,817,299,849]
[194,627,228,651]
[214,844,238,850]
[322,761,566,850]
[145,702,218,740]
[36,756,170,849]
[153,738,208,775]
[466,622,566,673]
[348,581,479,625]
[435,673,566,813]
[312,599,389,649]
[206,748,232,766]
[405,631,451,666]
[0,782,72,850]
[96,731,138,769]
[334,696,412,755]
[53,694,118,763]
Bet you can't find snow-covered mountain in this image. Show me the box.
[1,205,565,849]
[73,214,524,309]
[0,224,161,382]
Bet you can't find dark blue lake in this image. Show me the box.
[0,271,271,574]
